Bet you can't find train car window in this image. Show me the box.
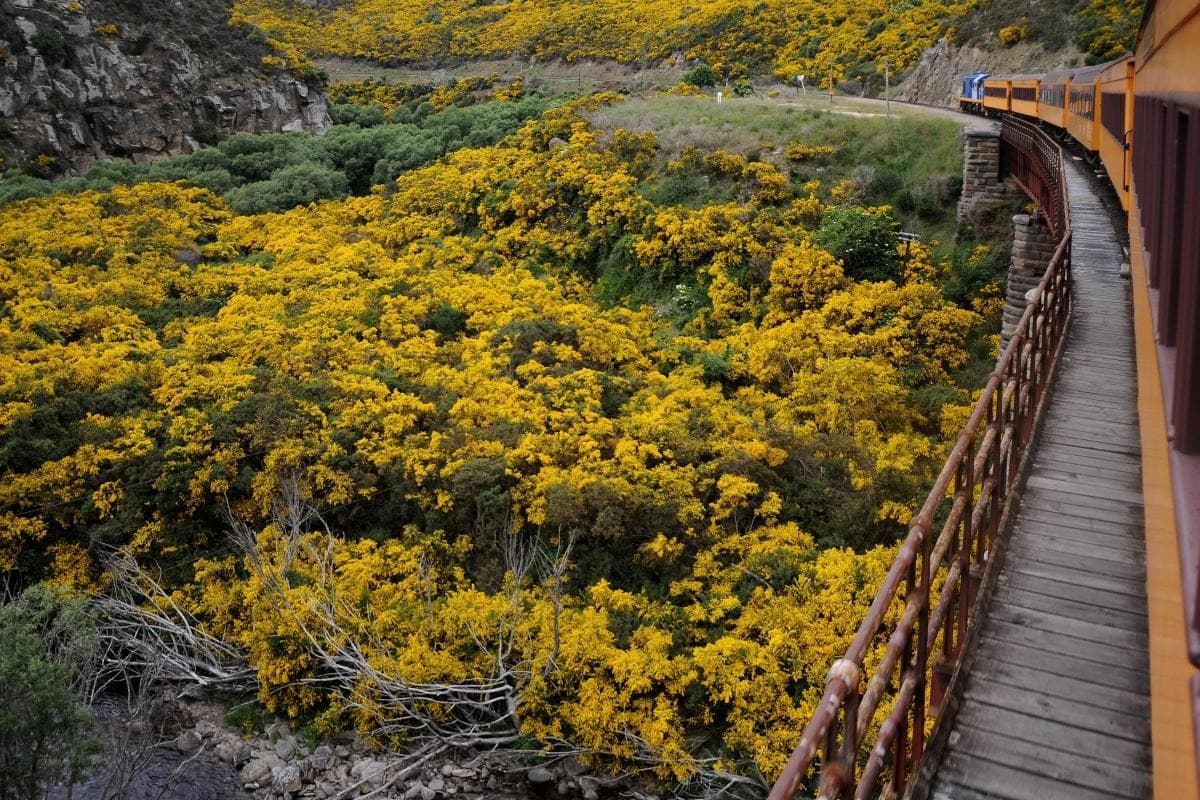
[1159,107,1187,347]
[1014,87,1037,102]
[1041,85,1065,106]
[1151,101,1170,285]
[1102,92,1126,142]
[1174,105,1200,453]
[1070,87,1096,120]
[1136,96,1163,280]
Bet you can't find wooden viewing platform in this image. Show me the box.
[929,159,1153,799]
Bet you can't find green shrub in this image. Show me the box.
[0,173,52,206]
[32,28,68,65]
[225,162,350,214]
[0,585,101,800]
[219,133,310,183]
[813,206,901,282]
[681,62,718,88]
[194,122,221,147]
[330,103,387,128]
[423,303,470,337]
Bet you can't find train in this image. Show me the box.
[960,1,1200,792]
[956,1,1198,461]
[959,59,1135,208]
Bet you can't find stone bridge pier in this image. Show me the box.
[957,125,1025,225]
[956,125,1053,351]
[1002,212,1059,349]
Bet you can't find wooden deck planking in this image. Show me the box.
[929,159,1152,799]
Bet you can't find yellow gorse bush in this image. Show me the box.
[1,98,982,783]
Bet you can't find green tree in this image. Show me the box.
[682,62,718,88]
[0,585,100,800]
[31,28,67,66]
[813,206,902,282]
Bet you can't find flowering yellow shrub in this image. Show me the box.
[998,23,1027,46]
[786,142,837,161]
[0,99,985,784]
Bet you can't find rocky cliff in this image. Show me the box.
[894,0,1089,107]
[0,0,331,175]
[896,36,1085,107]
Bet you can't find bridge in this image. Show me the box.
[766,113,1199,800]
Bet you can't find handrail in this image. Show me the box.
[768,120,1073,800]
[1001,116,1070,237]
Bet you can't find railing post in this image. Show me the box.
[824,703,840,789]
[842,685,861,799]
[891,558,916,797]
[913,522,931,768]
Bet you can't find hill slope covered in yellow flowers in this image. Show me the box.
[1,90,1006,790]
[232,0,970,85]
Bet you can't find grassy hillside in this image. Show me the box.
[949,0,1143,62]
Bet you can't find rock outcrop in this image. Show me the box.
[148,702,626,800]
[57,695,645,800]
[0,0,331,175]
[896,37,1088,107]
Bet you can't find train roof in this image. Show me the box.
[1041,68,1075,85]
[983,72,1045,81]
[1070,63,1110,82]
[984,56,1132,86]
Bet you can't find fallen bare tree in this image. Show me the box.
[89,477,765,799]
[88,550,257,702]
[225,492,530,751]
[220,486,765,799]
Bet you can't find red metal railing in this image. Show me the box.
[768,124,1073,800]
[1001,116,1068,239]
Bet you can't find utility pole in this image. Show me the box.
[885,61,890,118]
[829,65,834,103]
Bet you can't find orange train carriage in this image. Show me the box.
[1038,68,1073,128]
[1098,56,1136,206]
[1128,1,1200,795]
[1009,75,1041,117]
[982,75,1011,113]
[1063,62,1107,152]
[960,0,1200,789]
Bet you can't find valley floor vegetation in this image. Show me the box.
[0,87,1007,794]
